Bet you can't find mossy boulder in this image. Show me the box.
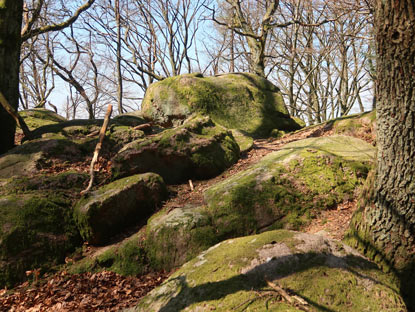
[73,173,168,245]
[1,118,145,178]
[30,119,145,152]
[132,230,406,312]
[145,205,216,270]
[111,115,240,184]
[0,193,81,288]
[19,108,67,131]
[0,138,84,178]
[231,130,254,153]
[141,73,302,137]
[204,135,375,237]
[68,231,148,277]
[141,136,375,272]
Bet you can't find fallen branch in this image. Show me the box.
[81,104,113,195]
[0,91,32,140]
[133,123,152,133]
[266,279,309,311]
[188,179,194,191]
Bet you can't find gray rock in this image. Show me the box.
[131,230,406,312]
[111,115,240,184]
[73,173,168,245]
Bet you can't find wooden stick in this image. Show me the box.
[0,91,32,140]
[189,179,194,191]
[265,279,309,310]
[81,104,113,195]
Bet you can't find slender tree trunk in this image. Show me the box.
[0,0,23,154]
[346,0,415,307]
[230,28,235,73]
[115,0,123,115]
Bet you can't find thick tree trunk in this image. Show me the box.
[0,0,23,154]
[373,0,415,272]
[346,0,415,308]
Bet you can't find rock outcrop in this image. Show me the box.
[143,135,375,271]
[111,115,240,184]
[141,73,302,137]
[132,230,406,312]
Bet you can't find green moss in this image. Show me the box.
[0,194,81,287]
[111,115,240,184]
[136,230,405,311]
[18,109,66,131]
[141,73,301,137]
[204,136,375,237]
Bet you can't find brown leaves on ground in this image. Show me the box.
[0,270,169,312]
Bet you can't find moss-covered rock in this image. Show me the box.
[145,205,216,270]
[0,138,84,178]
[30,119,145,153]
[141,73,302,137]
[330,110,376,144]
[111,115,240,184]
[73,173,168,245]
[0,193,81,288]
[132,230,405,312]
[0,171,88,196]
[112,111,147,127]
[231,130,254,153]
[68,231,149,277]
[203,135,375,238]
[19,108,67,131]
[142,136,375,272]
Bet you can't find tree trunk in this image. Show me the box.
[0,0,23,154]
[346,0,415,308]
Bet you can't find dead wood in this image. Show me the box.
[81,104,113,195]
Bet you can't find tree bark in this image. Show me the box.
[347,0,415,307]
[373,0,415,271]
[0,0,23,154]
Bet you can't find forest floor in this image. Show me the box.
[1,122,367,312]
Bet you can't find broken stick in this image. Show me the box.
[0,90,32,140]
[189,179,194,191]
[266,279,309,310]
[81,104,113,195]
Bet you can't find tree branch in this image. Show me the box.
[21,0,96,42]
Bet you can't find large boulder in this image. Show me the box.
[111,115,240,184]
[0,172,87,287]
[19,108,67,131]
[141,73,302,137]
[132,230,406,312]
[143,135,375,271]
[73,173,168,245]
